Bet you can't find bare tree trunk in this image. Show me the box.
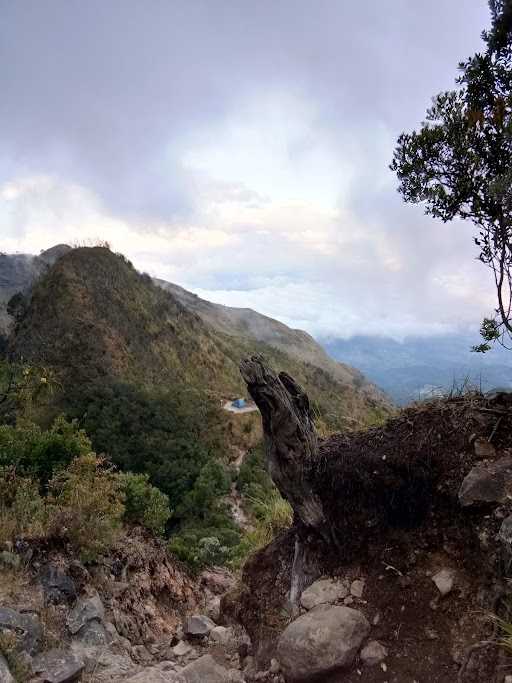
[240,356,326,534]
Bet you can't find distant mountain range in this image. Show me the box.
[321,334,512,405]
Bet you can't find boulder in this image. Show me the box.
[40,564,77,605]
[183,615,216,637]
[350,579,365,598]
[360,640,388,666]
[126,668,177,682]
[300,578,349,610]
[75,619,110,647]
[0,654,14,683]
[209,625,233,646]
[175,654,231,683]
[66,594,104,634]
[32,648,84,683]
[276,604,370,681]
[0,607,42,655]
[458,456,512,506]
[172,640,193,657]
[432,568,455,596]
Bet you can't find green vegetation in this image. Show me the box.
[0,245,392,571]
[118,472,171,536]
[391,0,512,353]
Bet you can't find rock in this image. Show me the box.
[300,578,349,610]
[173,640,193,657]
[175,654,231,682]
[66,594,104,634]
[206,596,221,622]
[200,568,234,595]
[270,658,280,673]
[227,670,244,682]
[40,564,77,605]
[0,654,14,683]
[0,607,42,655]
[350,579,365,598]
[432,568,455,596]
[183,615,216,637]
[360,640,388,666]
[209,625,233,646]
[276,604,370,681]
[474,437,496,458]
[75,619,110,647]
[32,648,85,683]
[458,456,512,506]
[0,551,21,570]
[499,515,512,547]
[126,668,176,682]
[504,676,512,683]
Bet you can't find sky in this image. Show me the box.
[0,0,496,340]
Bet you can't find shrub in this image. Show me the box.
[118,472,171,535]
[0,415,91,485]
[232,490,293,567]
[0,467,46,545]
[47,454,124,562]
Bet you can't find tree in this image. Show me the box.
[390,1,512,351]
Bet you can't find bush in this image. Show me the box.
[0,415,91,485]
[0,467,46,545]
[118,472,171,535]
[47,454,124,562]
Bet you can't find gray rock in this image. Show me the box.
[173,640,193,657]
[458,456,512,506]
[175,655,231,683]
[40,564,77,605]
[75,619,110,647]
[209,626,233,646]
[270,658,280,673]
[66,594,104,634]
[0,654,14,683]
[126,668,177,682]
[277,604,370,681]
[206,596,221,622]
[300,578,349,610]
[360,640,388,666]
[350,579,365,598]
[0,607,42,655]
[432,568,455,596]
[499,515,512,546]
[183,615,216,637]
[32,648,84,683]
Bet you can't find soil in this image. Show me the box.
[232,391,512,682]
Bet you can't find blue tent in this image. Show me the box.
[232,398,246,409]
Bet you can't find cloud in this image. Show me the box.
[0,0,495,339]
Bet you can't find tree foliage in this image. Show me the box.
[391,1,512,351]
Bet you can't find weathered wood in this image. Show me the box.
[240,355,326,532]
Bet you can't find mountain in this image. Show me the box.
[0,244,72,336]
[322,333,512,405]
[156,280,389,411]
[1,246,392,429]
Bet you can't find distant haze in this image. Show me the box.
[0,1,494,339]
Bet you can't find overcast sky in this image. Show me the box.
[0,1,495,339]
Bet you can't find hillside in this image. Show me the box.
[157,280,388,410]
[2,246,392,429]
